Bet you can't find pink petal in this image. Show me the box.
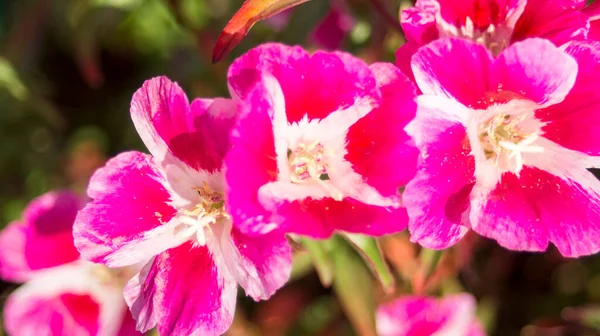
[0,191,82,282]
[3,262,128,336]
[131,76,237,172]
[404,99,474,249]
[537,42,600,156]
[394,42,421,81]
[21,191,82,271]
[400,1,438,45]
[219,227,291,301]
[470,166,600,257]
[228,43,378,123]
[225,79,280,235]
[512,0,588,46]
[346,63,419,198]
[411,38,494,108]
[125,242,237,335]
[493,38,577,106]
[273,197,409,238]
[74,151,179,267]
[309,4,355,50]
[0,222,33,282]
[376,294,479,336]
[584,1,600,40]
[4,292,100,336]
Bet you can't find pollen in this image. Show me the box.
[478,113,543,173]
[177,182,230,245]
[288,141,328,184]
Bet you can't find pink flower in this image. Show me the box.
[73,77,292,336]
[376,294,486,336]
[397,0,589,76]
[0,191,140,336]
[225,43,418,238]
[309,3,355,50]
[404,37,600,257]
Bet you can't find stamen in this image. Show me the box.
[478,113,543,174]
[288,141,344,200]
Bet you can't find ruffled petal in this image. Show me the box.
[470,166,600,257]
[411,37,494,108]
[492,38,577,106]
[124,243,237,336]
[218,226,292,301]
[537,42,600,156]
[346,63,419,198]
[404,96,474,249]
[225,79,280,235]
[512,0,588,45]
[74,151,180,267]
[228,43,378,124]
[273,197,408,238]
[131,76,237,172]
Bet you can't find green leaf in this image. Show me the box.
[343,233,395,293]
[331,236,377,336]
[300,237,334,287]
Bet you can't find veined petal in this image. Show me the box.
[470,166,600,257]
[412,37,494,108]
[216,225,292,301]
[404,103,474,249]
[346,63,418,198]
[131,76,238,173]
[493,38,577,106]
[225,79,280,236]
[74,151,180,267]
[124,243,237,336]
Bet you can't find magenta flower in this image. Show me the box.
[73,77,292,336]
[0,191,140,336]
[404,37,600,257]
[225,43,418,238]
[376,294,485,336]
[397,0,589,76]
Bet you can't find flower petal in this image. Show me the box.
[124,243,237,336]
[225,79,280,236]
[493,38,577,106]
[346,63,419,198]
[272,198,408,238]
[21,191,82,271]
[74,151,180,267]
[0,222,33,282]
[411,37,494,108]
[404,98,474,249]
[470,166,600,257]
[131,76,237,172]
[512,0,588,46]
[217,226,292,301]
[376,294,478,336]
[537,42,600,156]
[4,262,127,336]
[228,43,378,123]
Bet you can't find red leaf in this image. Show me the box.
[212,0,310,63]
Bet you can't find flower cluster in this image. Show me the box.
[0,191,140,336]
[3,0,599,335]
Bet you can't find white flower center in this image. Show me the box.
[437,16,512,55]
[478,113,544,173]
[176,182,229,246]
[287,141,343,201]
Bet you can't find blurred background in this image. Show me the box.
[1,0,600,335]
